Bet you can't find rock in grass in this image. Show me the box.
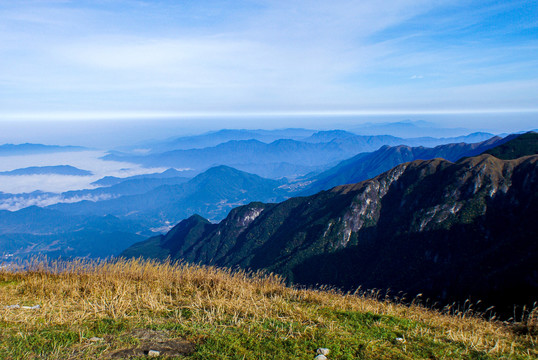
[314,355,327,360]
[148,349,160,357]
[21,305,40,310]
[317,348,330,355]
[4,304,40,310]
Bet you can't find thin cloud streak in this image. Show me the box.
[3,108,538,122]
[0,1,536,114]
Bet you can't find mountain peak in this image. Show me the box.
[190,165,259,182]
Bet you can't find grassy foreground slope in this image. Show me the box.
[0,259,536,359]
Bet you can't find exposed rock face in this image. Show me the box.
[122,134,538,315]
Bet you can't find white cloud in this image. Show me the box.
[0,151,168,193]
[0,1,536,113]
[0,193,117,212]
[0,0,444,111]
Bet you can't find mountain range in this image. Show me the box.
[122,123,492,154]
[0,206,148,258]
[0,166,289,258]
[122,132,538,314]
[104,132,495,179]
[300,135,509,194]
[42,136,506,225]
[351,120,472,137]
[0,133,517,260]
[49,165,287,223]
[483,131,538,159]
[135,128,316,153]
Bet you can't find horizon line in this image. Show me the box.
[1,108,538,121]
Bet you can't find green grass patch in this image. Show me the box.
[89,317,129,336]
[0,325,80,359]
[0,309,533,359]
[0,279,21,287]
[133,309,513,359]
[0,318,133,360]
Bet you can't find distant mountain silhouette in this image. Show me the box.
[0,165,92,176]
[92,168,191,187]
[132,128,316,153]
[302,130,357,143]
[352,120,472,137]
[0,166,288,259]
[104,133,496,179]
[0,143,86,156]
[0,207,146,258]
[301,136,507,195]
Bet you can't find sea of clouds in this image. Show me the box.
[0,193,117,211]
[0,150,168,211]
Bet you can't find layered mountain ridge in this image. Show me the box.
[0,131,529,271]
[301,135,507,194]
[123,133,538,314]
[105,132,495,179]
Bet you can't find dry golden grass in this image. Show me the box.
[0,258,536,359]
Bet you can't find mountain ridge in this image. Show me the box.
[0,165,92,176]
[122,133,538,314]
[104,133,496,179]
[300,135,507,194]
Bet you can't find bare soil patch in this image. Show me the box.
[109,329,195,359]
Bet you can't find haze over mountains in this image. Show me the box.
[117,122,488,153]
[48,166,287,222]
[0,143,86,156]
[107,130,495,179]
[0,130,501,256]
[0,128,512,260]
[0,122,536,316]
[123,132,538,315]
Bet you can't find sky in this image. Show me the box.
[0,0,537,125]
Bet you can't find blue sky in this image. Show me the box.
[0,0,537,120]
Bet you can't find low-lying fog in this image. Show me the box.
[0,150,168,193]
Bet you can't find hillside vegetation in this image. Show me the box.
[123,152,538,315]
[0,259,536,359]
[484,132,538,160]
